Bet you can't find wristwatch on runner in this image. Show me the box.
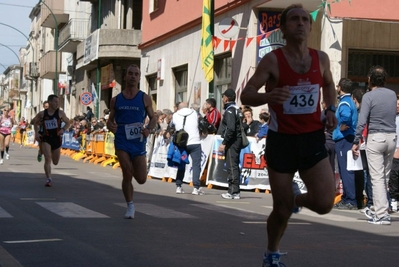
[324,105,336,115]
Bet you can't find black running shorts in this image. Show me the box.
[265,129,328,173]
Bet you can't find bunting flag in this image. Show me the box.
[201,0,214,83]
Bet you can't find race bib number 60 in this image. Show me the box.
[283,84,319,114]
[125,123,143,140]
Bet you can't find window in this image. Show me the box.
[214,53,232,111]
[173,65,188,104]
[147,74,158,108]
[348,50,399,83]
[149,0,159,13]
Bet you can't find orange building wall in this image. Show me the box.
[331,0,399,21]
[141,0,251,46]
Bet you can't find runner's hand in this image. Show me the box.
[267,86,291,105]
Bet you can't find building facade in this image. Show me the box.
[4,0,398,122]
[139,0,399,113]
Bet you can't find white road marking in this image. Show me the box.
[115,203,197,218]
[36,202,109,218]
[88,172,116,178]
[20,198,56,201]
[3,239,63,244]
[242,221,311,225]
[0,207,13,218]
[6,167,33,173]
[191,204,265,220]
[262,205,362,222]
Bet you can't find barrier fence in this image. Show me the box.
[15,130,344,198]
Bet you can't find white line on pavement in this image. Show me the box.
[36,202,109,218]
[3,239,63,244]
[115,203,197,218]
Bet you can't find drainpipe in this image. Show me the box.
[95,0,102,118]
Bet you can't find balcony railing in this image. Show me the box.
[39,50,62,80]
[59,19,90,52]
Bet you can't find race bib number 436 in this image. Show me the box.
[283,84,319,114]
[125,123,143,140]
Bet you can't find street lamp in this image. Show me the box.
[38,0,59,96]
[0,22,36,121]
[0,43,24,120]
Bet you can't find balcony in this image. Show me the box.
[76,29,142,70]
[39,51,62,80]
[40,0,69,29]
[59,19,90,53]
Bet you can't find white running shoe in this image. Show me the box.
[124,203,135,219]
[5,153,9,160]
[192,188,205,195]
[176,186,185,194]
[0,159,3,165]
[221,193,240,199]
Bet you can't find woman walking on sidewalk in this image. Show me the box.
[0,107,15,164]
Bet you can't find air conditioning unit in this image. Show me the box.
[29,63,40,78]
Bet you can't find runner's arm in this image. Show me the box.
[59,111,71,131]
[106,97,117,134]
[32,112,43,134]
[143,94,156,137]
[319,51,338,131]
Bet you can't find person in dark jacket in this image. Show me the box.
[217,88,242,200]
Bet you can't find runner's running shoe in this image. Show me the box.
[263,252,286,267]
[124,203,135,219]
[45,179,52,187]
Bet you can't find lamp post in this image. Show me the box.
[0,22,36,119]
[38,0,59,96]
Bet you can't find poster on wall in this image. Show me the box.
[257,10,286,63]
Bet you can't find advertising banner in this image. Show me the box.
[148,135,214,183]
[61,131,81,151]
[104,132,116,156]
[207,135,269,190]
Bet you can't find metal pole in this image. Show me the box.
[39,0,58,96]
[0,44,21,64]
[0,44,23,120]
[95,0,102,118]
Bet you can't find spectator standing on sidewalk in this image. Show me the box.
[352,65,397,225]
[171,102,204,195]
[240,4,337,266]
[217,88,242,200]
[205,98,221,131]
[106,64,156,219]
[351,88,372,211]
[332,78,358,210]
[388,94,399,212]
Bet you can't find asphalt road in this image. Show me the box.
[1,145,398,267]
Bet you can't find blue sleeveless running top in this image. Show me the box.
[114,91,147,156]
